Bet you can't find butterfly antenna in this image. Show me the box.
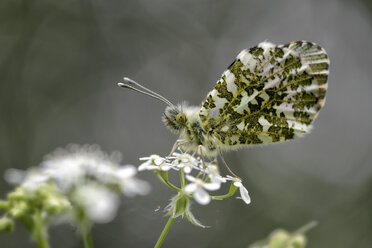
[117,77,174,107]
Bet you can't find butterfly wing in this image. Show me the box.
[199,41,329,146]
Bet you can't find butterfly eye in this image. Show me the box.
[176,113,187,125]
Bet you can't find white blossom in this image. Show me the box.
[72,182,120,223]
[5,144,151,225]
[138,155,172,171]
[40,144,123,191]
[4,168,26,185]
[5,168,50,192]
[34,144,150,197]
[226,176,251,204]
[171,152,199,173]
[204,164,226,184]
[184,175,220,205]
[117,165,151,197]
[21,171,50,192]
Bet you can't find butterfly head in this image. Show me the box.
[162,105,187,134]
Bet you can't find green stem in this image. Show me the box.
[211,183,238,200]
[179,170,186,188]
[81,227,93,248]
[76,207,94,248]
[154,217,175,248]
[155,171,180,192]
[33,212,50,248]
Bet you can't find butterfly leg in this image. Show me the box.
[218,151,241,180]
[197,145,208,169]
[167,139,187,157]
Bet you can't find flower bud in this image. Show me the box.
[9,201,28,218]
[291,235,307,248]
[8,187,27,201]
[0,201,9,210]
[266,229,307,248]
[173,194,189,218]
[268,230,290,247]
[44,195,71,214]
[0,217,14,233]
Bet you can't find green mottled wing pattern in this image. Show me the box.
[199,41,329,146]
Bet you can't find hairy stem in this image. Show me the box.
[154,216,175,248]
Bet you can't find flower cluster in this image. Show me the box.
[20,144,149,194]
[0,144,151,245]
[138,149,250,227]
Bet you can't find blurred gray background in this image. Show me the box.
[1,0,372,247]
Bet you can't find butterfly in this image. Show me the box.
[119,41,329,158]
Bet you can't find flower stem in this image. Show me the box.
[179,170,186,188]
[154,216,175,248]
[155,171,180,192]
[76,208,94,248]
[33,212,50,248]
[82,228,93,248]
[211,183,238,200]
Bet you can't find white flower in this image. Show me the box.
[226,176,251,204]
[4,168,26,185]
[204,164,226,184]
[42,144,151,197]
[5,168,51,192]
[21,170,50,192]
[117,165,151,197]
[41,144,123,191]
[171,152,199,173]
[6,144,151,199]
[138,155,172,171]
[72,182,120,224]
[4,144,151,228]
[184,175,220,205]
[42,158,86,192]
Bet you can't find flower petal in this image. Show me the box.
[176,162,185,168]
[138,163,158,171]
[183,166,192,174]
[184,183,197,194]
[211,175,226,184]
[233,181,242,187]
[154,158,164,166]
[203,182,221,191]
[160,164,171,171]
[117,165,137,178]
[239,185,251,204]
[185,175,196,182]
[122,179,151,197]
[193,188,211,205]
